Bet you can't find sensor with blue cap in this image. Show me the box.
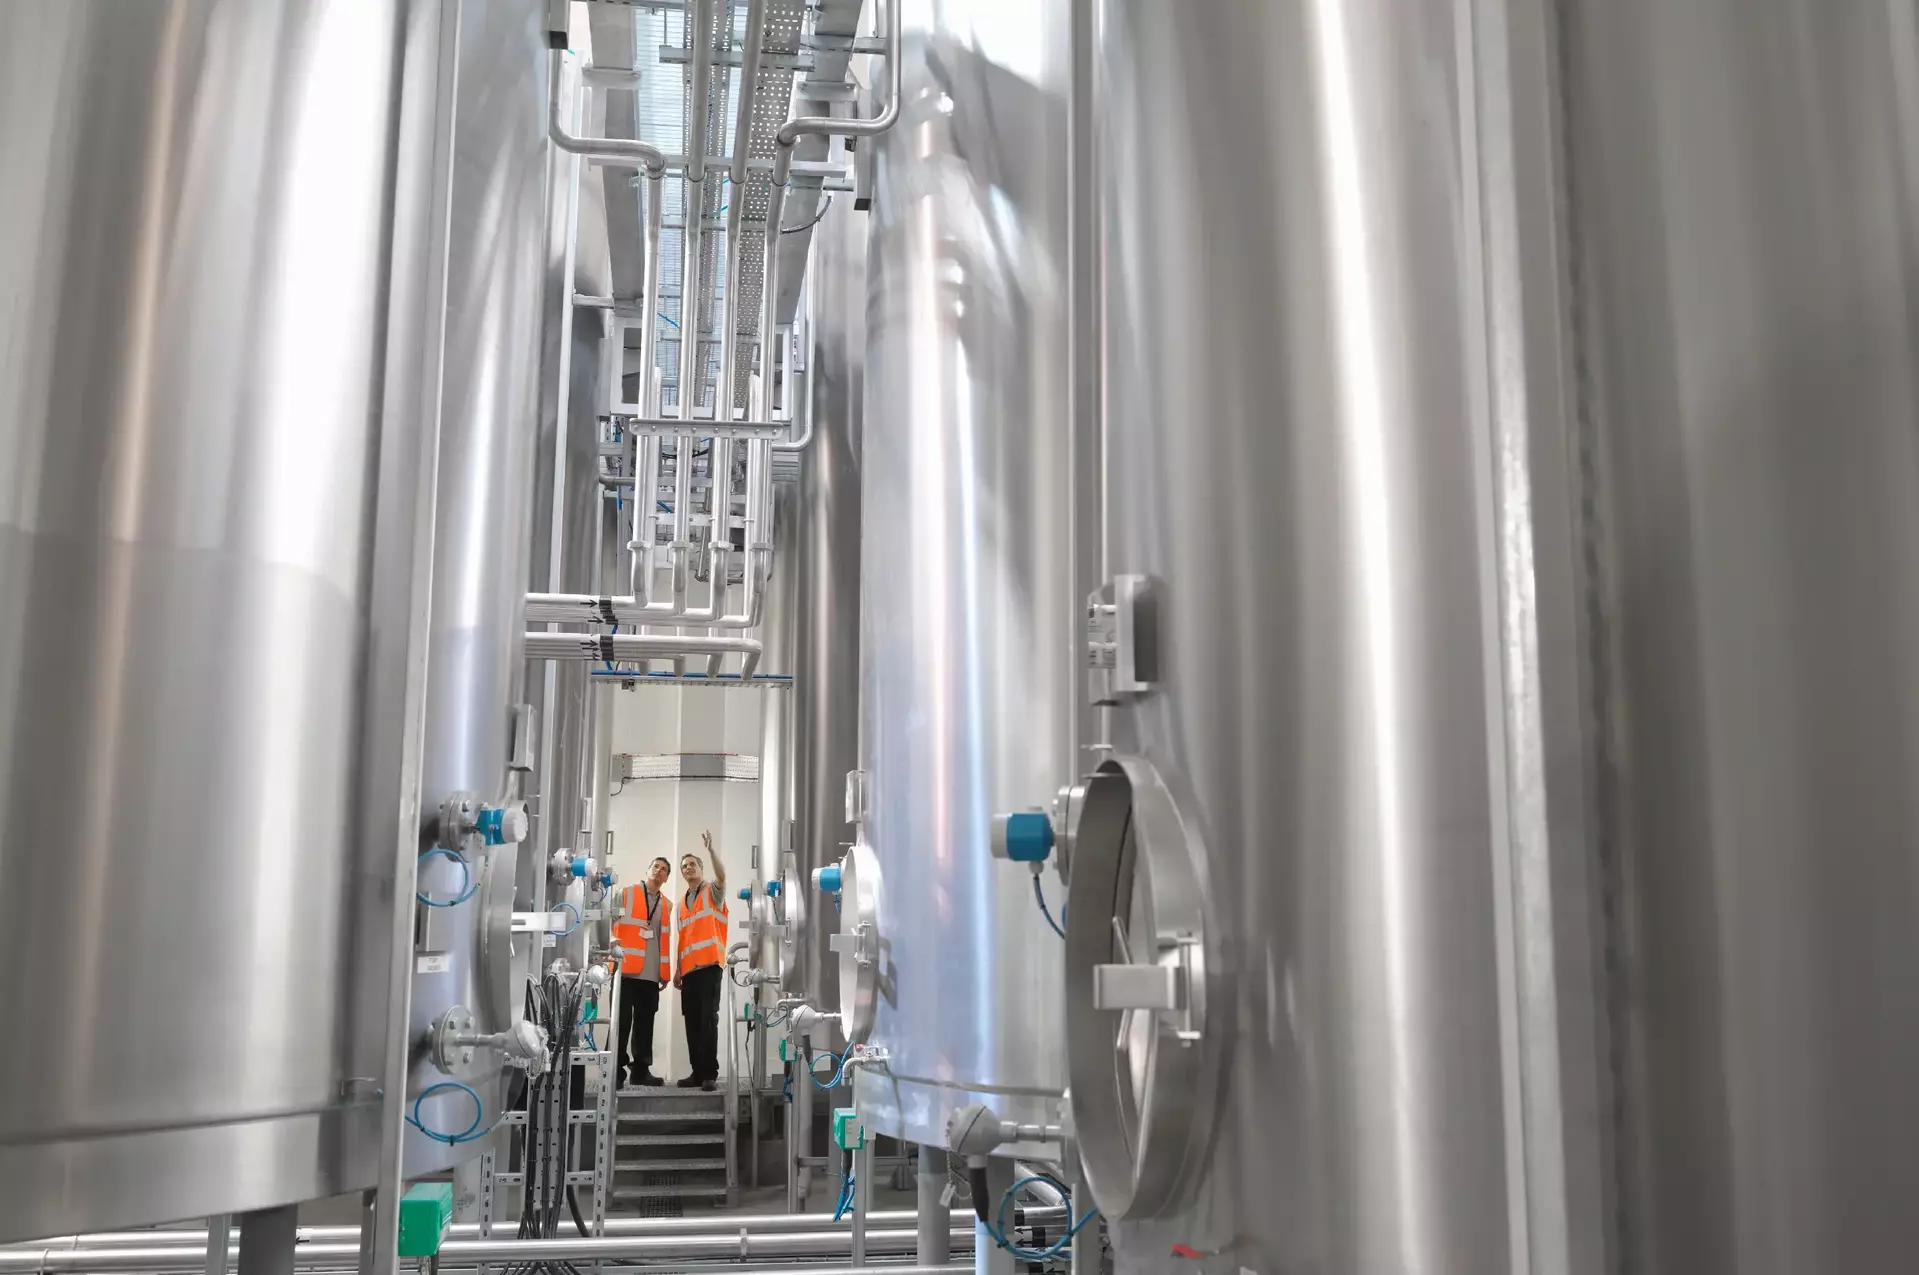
[991,810,1055,864]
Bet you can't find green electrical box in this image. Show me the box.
[397,1182,453,1258]
[832,1107,866,1151]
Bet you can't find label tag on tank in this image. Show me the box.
[416,953,452,974]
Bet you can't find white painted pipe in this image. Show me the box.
[524,631,763,679]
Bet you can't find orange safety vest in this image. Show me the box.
[613,885,671,981]
[676,881,729,973]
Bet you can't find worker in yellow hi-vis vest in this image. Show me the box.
[673,830,729,1090]
[611,856,673,1088]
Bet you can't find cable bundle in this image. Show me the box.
[508,971,591,1275]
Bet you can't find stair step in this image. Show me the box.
[617,1109,723,1124]
[616,1132,726,1147]
[614,1157,726,1172]
[611,1183,730,1201]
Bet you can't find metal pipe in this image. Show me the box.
[629,168,669,606]
[548,52,666,175]
[0,1240,976,1275]
[1011,1164,1065,1209]
[717,0,766,431]
[917,1148,951,1265]
[3,1212,1065,1253]
[686,0,716,186]
[730,0,767,190]
[200,1220,227,1275]
[1066,1146,1098,1275]
[852,1136,875,1266]
[523,631,763,679]
[581,65,643,88]
[769,0,900,182]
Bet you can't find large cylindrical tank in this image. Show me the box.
[1560,6,1919,1271]
[853,0,1074,1148]
[403,0,548,1174]
[1081,3,1519,1271]
[0,0,442,1239]
[790,196,865,1012]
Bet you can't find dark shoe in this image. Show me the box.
[675,1075,702,1088]
[636,1070,664,1087]
[700,1077,716,1092]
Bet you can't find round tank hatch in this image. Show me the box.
[779,871,808,990]
[1064,756,1225,1221]
[833,842,883,1043]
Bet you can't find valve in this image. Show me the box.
[738,886,753,901]
[597,869,616,891]
[765,879,783,898]
[814,863,842,893]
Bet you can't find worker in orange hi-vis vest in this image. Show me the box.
[611,856,673,1088]
[673,831,730,1090]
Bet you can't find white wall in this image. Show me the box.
[602,683,771,1082]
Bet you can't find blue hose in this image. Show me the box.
[416,847,478,908]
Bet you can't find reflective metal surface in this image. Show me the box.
[791,196,865,1011]
[0,0,433,1238]
[1560,6,1919,1271]
[760,482,798,979]
[854,0,1071,1148]
[1092,1,1516,1269]
[405,0,548,1174]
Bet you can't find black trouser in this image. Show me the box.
[618,975,661,1080]
[680,964,723,1080]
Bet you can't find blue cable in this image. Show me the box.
[660,313,680,329]
[808,1050,851,1090]
[605,623,619,672]
[1033,874,1065,939]
[993,1175,1098,1261]
[833,1173,855,1222]
[417,847,478,908]
[552,901,582,936]
[406,1081,499,1146]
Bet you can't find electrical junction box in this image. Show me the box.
[833,1107,865,1151]
[397,1182,452,1257]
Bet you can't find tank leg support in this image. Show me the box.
[204,1216,230,1275]
[238,1206,298,1275]
[975,1159,1014,1275]
[917,1146,951,1264]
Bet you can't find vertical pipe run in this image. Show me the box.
[238,1208,297,1275]
[973,1161,1013,1275]
[851,1138,875,1266]
[203,1217,230,1275]
[1066,1149,1098,1275]
[916,1148,951,1265]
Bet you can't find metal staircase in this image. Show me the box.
[611,1086,735,1212]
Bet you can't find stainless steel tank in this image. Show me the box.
[852,0,1074,1149]
[1077,2,1522,1271]
[1557,5,1919,1271]
[405,0,549,1175]
[791,195,865,1012]
[0,0,446,1239]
